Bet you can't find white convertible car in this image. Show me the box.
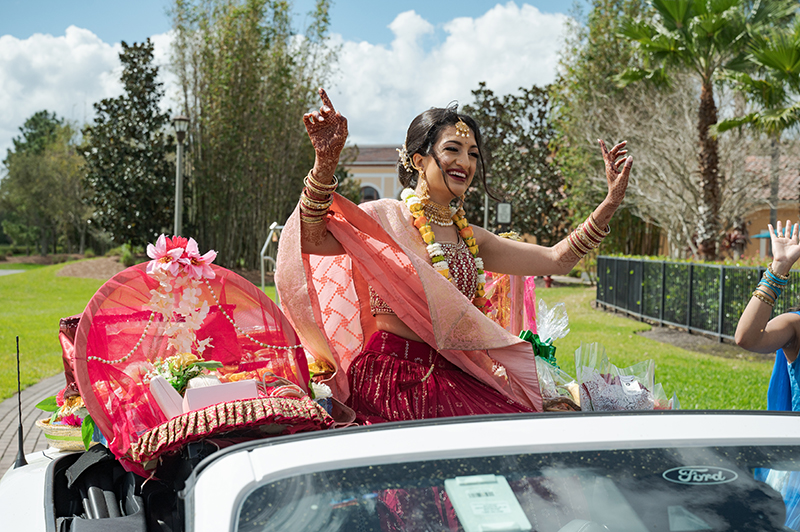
[2,410,800,531]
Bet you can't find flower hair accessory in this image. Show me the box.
[397,143,413,173]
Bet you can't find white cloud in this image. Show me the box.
[0,27,175,159]
[0,2,568,160]
[326,2,569,147]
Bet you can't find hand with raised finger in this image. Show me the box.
[303,87,349,179]
[769,220,800,275]
[598,139,632,207]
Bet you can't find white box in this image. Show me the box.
[182,380,259,412]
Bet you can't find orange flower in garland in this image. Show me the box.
[402,189,488,314]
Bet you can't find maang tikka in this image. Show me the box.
[455,117,470,138]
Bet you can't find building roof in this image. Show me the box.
[744,155,800,202]
[347,145,401,166]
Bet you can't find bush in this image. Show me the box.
[84,248,96,258]
[120,244,136,267]
[105,245,125,257]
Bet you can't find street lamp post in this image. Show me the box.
[172,116,190,236]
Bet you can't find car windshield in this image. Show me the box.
[236,444,800,532]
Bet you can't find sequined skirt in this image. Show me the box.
[347,331,531,423]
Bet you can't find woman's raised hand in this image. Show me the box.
[769,220,800,274]
[599,139,632,206]
[304,88,348,178]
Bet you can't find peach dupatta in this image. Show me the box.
[275,195,542,412]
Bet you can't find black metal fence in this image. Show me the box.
[596,256,800,341]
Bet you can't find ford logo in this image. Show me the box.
[662,466,738,485]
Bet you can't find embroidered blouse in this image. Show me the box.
[369,238,478,315]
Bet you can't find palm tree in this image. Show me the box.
[716,21,800,232]
[616,0,796,260]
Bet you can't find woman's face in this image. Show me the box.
[413,124,479,204]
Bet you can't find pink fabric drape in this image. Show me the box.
[276,195,543,412]
[73,264,310,465]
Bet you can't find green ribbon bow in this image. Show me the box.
[519,330,559,369]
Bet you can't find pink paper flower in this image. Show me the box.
[59,413,83,427]
[180,237,217,279]
[56,387,66,407]
[147,234,185,276]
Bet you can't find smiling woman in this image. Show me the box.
[276,88,633,423]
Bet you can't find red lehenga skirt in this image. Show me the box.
[347,331,532,423]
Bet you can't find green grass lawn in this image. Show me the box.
[0,262,105,401]
[540,285,773,410]
[0,265,774,410]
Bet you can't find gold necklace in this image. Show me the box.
[423,201,454,226]
[401,188,489,314]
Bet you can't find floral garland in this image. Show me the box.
[138,235,223,391]
[401,188,489,313]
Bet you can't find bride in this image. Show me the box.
[276,88,632,422]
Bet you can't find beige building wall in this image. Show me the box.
[345,145,401,202]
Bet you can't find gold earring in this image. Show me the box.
[416,171,429,202]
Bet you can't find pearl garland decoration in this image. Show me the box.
[87,312,156,365]
[203,279,302,351]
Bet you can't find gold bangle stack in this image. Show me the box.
[300,170,338,225]
[567,214,611,259]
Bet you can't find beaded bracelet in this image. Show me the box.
[753,290,776,307]
[766,266,789,285]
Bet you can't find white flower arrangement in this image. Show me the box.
[427,243,444,257]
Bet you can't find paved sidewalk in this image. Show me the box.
[0,373,65,476]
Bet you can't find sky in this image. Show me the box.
[0,0,589,157]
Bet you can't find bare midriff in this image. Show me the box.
[375,314,425,343]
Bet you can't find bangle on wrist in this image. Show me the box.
[768,263,790,281]
[752,291,775,307]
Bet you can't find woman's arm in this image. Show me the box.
[478,139,631,276]
[300,88,346,256]
[735,221,800,361]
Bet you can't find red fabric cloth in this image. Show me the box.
[347,331,532,423]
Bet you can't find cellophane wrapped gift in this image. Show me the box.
[575,342,661,411]
[535,357,580,404]
[527,300,578,402]
[537,299,570,346]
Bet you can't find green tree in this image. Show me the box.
[616,0,796,259]
[716,19,800,227]
[554,0,661,255]
[3,110,63,163]
[1,117,88,254]
[462,83,568,245]
[171,0,334,268]
[82,39,175,247]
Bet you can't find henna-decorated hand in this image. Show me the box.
[769,220,800,274]
[304,88,348,179]
[599,139,632,207]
